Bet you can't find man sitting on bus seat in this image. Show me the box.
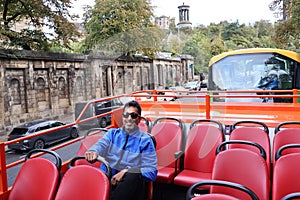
[85,100,157,200]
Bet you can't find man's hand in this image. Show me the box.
[111,169,128,185]
[85,151,98,163]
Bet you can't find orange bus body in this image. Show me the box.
[1,89,300,199]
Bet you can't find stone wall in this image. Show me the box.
[0,49,193,134]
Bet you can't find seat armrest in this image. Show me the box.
[174,150,183,175]
[174,150,183,159]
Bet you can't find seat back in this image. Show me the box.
[229,121,270,173]
[75,128,107,167]
[186,180,259,200]
[184,119,224,173]
[212,141,269,200]
[273,122,300,163]
[55,156,111,200]
[139,116,150,133]
[9,149,62,200]
[55,165,110,200]
[272,144,300,200]
[151,117,183,168]
[151,117,183,183]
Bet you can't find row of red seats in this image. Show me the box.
[8,149,111,200]
[12,117,300,200]
[129,117,300,200]
[177,120,300,200]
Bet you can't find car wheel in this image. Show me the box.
[70,128,79,138]
[99,118,107,128]
[33,139,45,149]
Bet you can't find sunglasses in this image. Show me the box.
[122,112,140,119]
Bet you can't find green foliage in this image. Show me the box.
[81,0,165,57]
[169,20,178,34]
[270,0,300,52]
[0,0,81,51]
[162,19,277,75]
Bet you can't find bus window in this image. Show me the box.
[211,53,271,90]
[208,48,300,102]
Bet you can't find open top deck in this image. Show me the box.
[1,89,300,199]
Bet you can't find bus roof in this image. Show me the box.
[209,48,300,67]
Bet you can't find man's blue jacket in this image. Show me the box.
[88,127,157,182]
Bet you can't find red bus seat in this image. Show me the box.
[272,121,300,164]
[186,180,259,200]
[8,149,62,200]
[229,120,271,174]
[174,119,224,189]
[272,144,300,200]
[212,140,269,200]
[150,117,184,184]
[139,116,151,133]
[75,128,107,167]
[55,156,111,200]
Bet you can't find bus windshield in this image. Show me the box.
[210,53,293,91]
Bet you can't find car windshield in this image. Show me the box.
[9,128,28,135]
[185,82,197,86]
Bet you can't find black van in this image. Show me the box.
[75,98,124,128]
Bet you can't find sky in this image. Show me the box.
[70,0,277,25]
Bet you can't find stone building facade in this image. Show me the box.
[154,16,175,30]
[0,49,193,134]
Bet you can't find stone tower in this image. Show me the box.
[177,2,192,28]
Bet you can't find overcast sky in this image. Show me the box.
[71,0,277,25]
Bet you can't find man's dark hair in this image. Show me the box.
[123,100,142,115]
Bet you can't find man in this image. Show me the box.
[85,100,157,200]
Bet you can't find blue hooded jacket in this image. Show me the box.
[88,127,157,182]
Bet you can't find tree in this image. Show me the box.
[0,0,81,51]
[270,0,300,51]
[221,21,246,41]
[81,0,165,57]
[269,0,293,20]
[181,30,211,73]
[253,20,274,38]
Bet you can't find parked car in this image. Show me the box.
[95,99,124,127]
[75,98,124,128]
[184,81,201,90]
[7,120,79,151]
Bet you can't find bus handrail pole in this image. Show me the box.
[293,89,298,104]
[153,90,158,102]
[0,142,8,193]
[205,93,211,119]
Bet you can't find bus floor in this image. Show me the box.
[152,183,208,200]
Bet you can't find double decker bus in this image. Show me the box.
[208,48,300,102]
[2,89,300,200]
[2,49,300,199]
